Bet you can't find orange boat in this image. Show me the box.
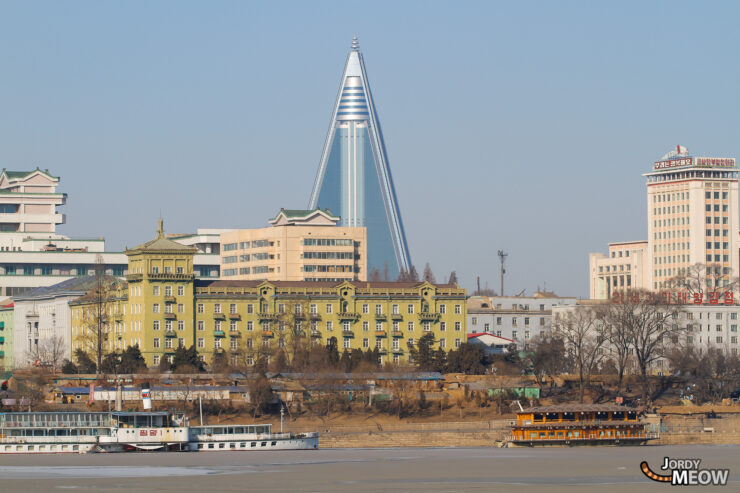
[507,404,658,447]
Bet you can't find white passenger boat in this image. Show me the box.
[0,411,318,454]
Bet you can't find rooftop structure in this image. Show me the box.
[219,209,367,282]
[308,37,411,279]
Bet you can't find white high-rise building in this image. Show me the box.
[590,146,738,298]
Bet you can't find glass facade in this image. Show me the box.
[310,39,411,279]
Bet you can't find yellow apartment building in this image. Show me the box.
[71,221,466,368]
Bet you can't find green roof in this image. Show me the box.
[1,168,60,180]
[269,208,336,221]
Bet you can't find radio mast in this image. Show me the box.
[497,250,508,296]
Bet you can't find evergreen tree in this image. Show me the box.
[340,350,352,372]
[119,345,147,373]
[100,352,120,373]
[173,345,204,372]
[350,348,364,371]
[433,347,447,373]
[74,349,97,374]
[448,271,459,285]
[412,333,436,371]
[61,359,78,374]
[325,337,340,367]
[408,265,419,282]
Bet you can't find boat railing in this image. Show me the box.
[0,435,99,444]
[507,434,651,442]
[522,419,642,426]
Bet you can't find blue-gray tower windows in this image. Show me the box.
[309,37,411,280]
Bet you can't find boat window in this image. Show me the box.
[271,441,276,446]
[612,411,625,420]
[198,444,204,449]
[240,443,246,447]
[208,443,214,449]
[261,442,266,447]
[533,413,543,422]
[562,412,575,421]
[235,427,245,434]
[230,443,236,449]
[219,443,225,448]
[251,442,256,447]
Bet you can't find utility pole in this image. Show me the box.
[497,250,508,296]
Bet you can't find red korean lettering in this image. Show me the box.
[710,292,720,305]
[725,291,734,305]
[677,292,687,304]
[693,293,703,305]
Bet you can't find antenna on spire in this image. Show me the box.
[351,35,359,51]
[157,217,164,238]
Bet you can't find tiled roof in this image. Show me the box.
[523,404,639,414]
[196,280,459,290]
[2,168,59,180]
[15,276,120,300]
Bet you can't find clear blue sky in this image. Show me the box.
[1,1,739,297]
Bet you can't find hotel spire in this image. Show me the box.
[308,37,411,279]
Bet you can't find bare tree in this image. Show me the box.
[526,332,570,395]
[422,263,436,284]
[556,307,607,403]
[597,302,635,395]
[611,289,685,403]
[76,255,113,372]
[28,335,67,373]
[665,263,740,301]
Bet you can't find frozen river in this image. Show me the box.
[0,445,738,492]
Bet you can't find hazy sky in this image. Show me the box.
[1,1,739,297]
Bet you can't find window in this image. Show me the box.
[164,303,173,314]
[165,320,172,331]
[214,338,221,349]
[230,320,237,331]
[376,339,383,349]
[343,337,351,349]
[524,317,530,326]
[407,321,414,332]
[153,304,160,314]
[455,338,461,348]
[407,304,414,314]
[439,305,446,314]
[178,338,185,348]
[153,286,160,296]
[152,266,159,274]
[153,355,160,365]
[362,338,369,349]
[197,304,204,314]
[455,322,461,331]
[178,321,184,331]
[439,338,446,349]
[376,321,383,331]
[392,321,399,332]
[153,338,160,348]
[164,286,172,296]
[230,303,237,314]
[343,320,351,331]
[153,320,160,331]
[454,304,461,314]
[512,331,517,339]
[214,320,222,331]
[247,321,253,331]
[375,304,382,315]
[472,317,477,325]
[496,317,502,325]
[423,321,430,332]
[214,304,221,314]
[362,304,369,314]
[197,320,204,331]
[247,304,254,314]
[177,303,184,313]
[231,339,238,350]
[310,304,317,314]
[176,267,183,274]
[392,304,399,315]
[392,338,400,350]
[326,321,333,331]
[197,338,204,348]
[440,322,446,331]
[362,321,369,331]
[326,304,333,314]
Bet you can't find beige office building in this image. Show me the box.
[220,209,367,282]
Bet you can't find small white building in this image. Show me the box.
[467,332,514,355]
[467,293,577,349]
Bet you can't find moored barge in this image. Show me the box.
[506,404,658,447]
